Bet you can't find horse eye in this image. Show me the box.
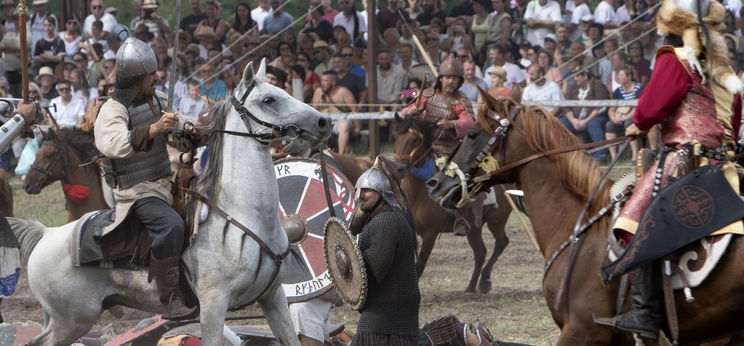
[262,97,275,104]
[467,129,478,138]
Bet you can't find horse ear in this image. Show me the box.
[394,112,402,123]
[477,85,497,110]
[242,61,255,85]
[256,58,267,79]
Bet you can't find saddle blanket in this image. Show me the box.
[609,234,732,290]
[71,210,115,267]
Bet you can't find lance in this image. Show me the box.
[166,0,183,112]
[397,11,438,79]
[17,0,28,102]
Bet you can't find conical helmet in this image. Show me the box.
[115,37,158,89]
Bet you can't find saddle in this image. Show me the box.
[71,209,152,268]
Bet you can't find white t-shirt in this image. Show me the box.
[83,13,118,39]
[523,0,562,47]
[333,11,367,38]
[616,4,630,23]
[593,1,619,25]
[28,12,57,50]
[569,3,591,40]
[485,62,527,89]
[251,6,273,32]
[50,95,87,128]
[522,80,564,113]
[177,96,207,123]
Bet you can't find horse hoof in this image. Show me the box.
[465,286,476,293]
[478,280,492,294]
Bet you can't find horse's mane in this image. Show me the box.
[197,99,231,199]
[484,98,611,223]
[47,129,98,161]
[393,115,434,146]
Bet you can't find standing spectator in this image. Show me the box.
[180,0,208,39]
[560,69,611,162]
[69,67,93,103]
[568,0,591,40]
[296,52,320,100]
[416,0,445,26]
[303,2,333,42]
[197,63,228,101]
[331,52,366,137]
[132,0,171,43]
[377,0,409,35]
[382,28,401,54]
[193,25,215,60]
[555,23,571,56]
[407,0,423,19]
[334,0,366,39]
[448,0,474,18]
[177,79,207,123]
[49,80,86,129]
[263,0,294,36]
[32,17,64,70]
[594,0,621,29]
[28,0,57,50]
[586,23,604,54]
[398,43,418,73]
[320,0,340,23]
[485,0,512,46]
[351,37,367,66]
[59,19,82,62]
[522,65,563,115]
[471,0,492,55]
[523,0,562,47]
[606,66,642,161]
[252,0,273,33]
[0,0,15,32]
[626,41,651,85]
[270,41,296,77]
[232,2,255,34]
[0,13,22,97]
[201,1,229,44]
[83,0,117,40]
[459,59,488,105]
[312,71,357,154]
[376,49,406,107]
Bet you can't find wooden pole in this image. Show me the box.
[365,0,378,157]
[17,0,27,102]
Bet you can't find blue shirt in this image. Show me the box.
[349,63,366,82]
[201,79,228,101]
[263,11,294,35]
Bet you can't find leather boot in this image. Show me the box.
[594,263,661,340]
[150,256,198,320]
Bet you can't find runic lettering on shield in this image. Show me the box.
[670,184,714,229]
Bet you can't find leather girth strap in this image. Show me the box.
[181,188,291,306]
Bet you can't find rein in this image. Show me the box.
[212,81,304,143]
[182,188,290,305]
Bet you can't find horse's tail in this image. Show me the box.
[8,218,45,264]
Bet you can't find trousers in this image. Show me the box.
[132,197,185,259]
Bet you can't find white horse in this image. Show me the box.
[9,60,331,346]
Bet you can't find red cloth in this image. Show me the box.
[62,184,90,204]
[400,94,474,138]
[632,50,692,131]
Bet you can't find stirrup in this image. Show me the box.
[453,217,470,236]
[592,313,658,340]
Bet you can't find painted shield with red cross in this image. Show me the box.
[275,157,356,303]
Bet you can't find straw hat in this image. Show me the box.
[142,0,159,9]
[32,0,48,5]
[194,25,216,40]
[313,40,330,50]
[35,66,57,84]
[488,66,507,79]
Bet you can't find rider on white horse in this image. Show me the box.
[94,37,201,320]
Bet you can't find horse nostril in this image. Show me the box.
[317,117,328,129]
[426,178,439,188]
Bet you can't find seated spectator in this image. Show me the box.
[416,0,446,26]
[376,0,409,35]
[49,79,86,129]
[537,49,561,83]
[568,0,591,40]
[401,78,422,104]
[312,40,333,75]
[193,24,216,60]
[607,51,627,94]
[232,2,255,34]
[560,69,610,162]
[340,46,366,86]
[486,0,513,47]
[376,49,406,108]
[555,23,572,56]
[606,66,643,161]
[32,17,65,71]
[484,44,527,89]
[312,70,358,154]
[626,41,651,85]
[460,59,489,105]
[483,66,511,99]
[522,65,563,115]
[263,0,294,36]
[399,42,418,73]
[60,18,82,62]
[303,2,333,42]
[177,79,208,123]
[523,0,562,47]
[593,0,621,29]
[296,52,320,101]
[333,0,366,39]
[36,66,58,101]
[197,63,228,101]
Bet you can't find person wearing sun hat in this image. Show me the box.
[312,40,333,75]
[35,66,58,100]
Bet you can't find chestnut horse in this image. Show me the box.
[23,129,108,222]
[393,114,512,293]
[427,93,744,344]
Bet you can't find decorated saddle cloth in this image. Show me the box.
[604,165,744,287]
[71,209,152,268]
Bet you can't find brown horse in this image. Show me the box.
[427,93,744,344]
[392,114,512,293]
[23,129,109,222]
[0,172,12,217]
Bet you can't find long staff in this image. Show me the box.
[17,0,28,102]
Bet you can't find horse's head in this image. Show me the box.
[24,128,67,194]
[227,59,331,154]
[427,89,537,208]
[392,112,436,174]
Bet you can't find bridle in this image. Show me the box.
[30,137,71,181]
[393,126,431,168]
[213,81,307,143]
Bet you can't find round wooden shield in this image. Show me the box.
[275,157,356,303]
[324,217,367,311]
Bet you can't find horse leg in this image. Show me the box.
[465,228,486,293]
[479,204,511,294]
[258,286,301,346]
[416,229,438,277]
[29,307,99,346]
[197,292,230,346]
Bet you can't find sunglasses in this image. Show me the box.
[91,5,102,9]
[455,54,467,58]
[73,59,85,62]
[342,53,352,57]
[64,66,74,71]
[297,58,308,62]
[58,87,71,91]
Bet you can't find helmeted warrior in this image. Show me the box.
[351,160,420,346]
[594,23,743,340]
[94,37,200,320]
[400,58,482,236]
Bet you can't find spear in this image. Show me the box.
[166,0,182,111]
[17,0,28,102]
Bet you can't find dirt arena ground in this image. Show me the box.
[3,176,560,344]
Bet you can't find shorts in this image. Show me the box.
[605,118,633,136]
[289,298,333,343]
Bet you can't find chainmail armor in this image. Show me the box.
[356,204,419,338]
[0,212,18,248]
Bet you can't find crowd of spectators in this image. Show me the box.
[0,0,743,162]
